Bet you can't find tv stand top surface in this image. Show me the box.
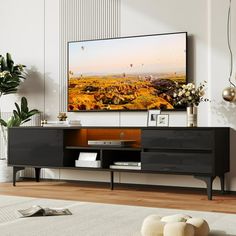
[10,126,229,130]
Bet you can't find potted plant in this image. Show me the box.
[0,53,38,182]
[173,81,208,127]
[0,98,39,182]
[0,97,39,128]
[0,53,26,157]
[0,53,26,100]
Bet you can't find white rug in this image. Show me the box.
[0,195,235,236]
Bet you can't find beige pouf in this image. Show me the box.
[186,218,210,236]
[163,222,195,236]
[161,214,191,223]
[141,215,165,236]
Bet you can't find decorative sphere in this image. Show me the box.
[222,87,236,102]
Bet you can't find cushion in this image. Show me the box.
[186,218,210,236]
[141,215,165,236]
[164,222,194,236]
[161,214,191,223]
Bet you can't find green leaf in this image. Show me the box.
[7,116,21,127]
[14,102,21,115]
[3,89,18,95]
[0,119,7,127]
[21,97,28,112]
[0,57,7,71]
[21,118,31,124]
[13,110,19,118]
[16,75,26,80]
[28,109,39,116]
[20,111,27,120]
[6,53,14,72]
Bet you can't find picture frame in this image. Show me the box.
[147,110,161,126]
[157,114,169,127]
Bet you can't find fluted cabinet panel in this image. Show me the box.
[59,0,121,111]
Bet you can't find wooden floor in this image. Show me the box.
[0,180,236,214]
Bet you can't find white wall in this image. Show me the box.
[0,0,45,112]
[120,0,209,127]
[1,0,236,190]
[209,0,236,191]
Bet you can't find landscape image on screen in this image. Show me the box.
[68,33,186,111]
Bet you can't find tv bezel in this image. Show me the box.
[67,31,188,112]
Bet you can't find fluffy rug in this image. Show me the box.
[0,195,235,236]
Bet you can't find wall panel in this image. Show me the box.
[59,0,121,112]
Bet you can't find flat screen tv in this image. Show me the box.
[68,32,187,111]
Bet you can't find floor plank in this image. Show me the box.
[0,180,236,214]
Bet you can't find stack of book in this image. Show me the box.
[42,120,81,127]
[109,162,141,170]
[42,121,69,127]
[68,120,81,126]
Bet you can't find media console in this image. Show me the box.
[8,126,230,200]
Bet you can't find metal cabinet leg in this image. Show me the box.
[110,171,114,190]
[219,175,225,194]
[194,175,215,200]
[35,168,41,182]
[13,167,25,186]
[206,177,213,200]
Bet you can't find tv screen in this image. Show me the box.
[68,32,187,111]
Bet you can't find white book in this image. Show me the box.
[69,120,81,124]
[46,121,68,124]
[113,162,141,166]
[109,165,141,170]
[42,124,69,127]
[68,124,81,127]
[78,152,97,161]
[75,160,101,168]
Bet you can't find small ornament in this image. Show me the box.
[222,87,236,102]
[57,112,67,121]
[41,120,47,126]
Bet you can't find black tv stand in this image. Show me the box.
[8,126,230,200]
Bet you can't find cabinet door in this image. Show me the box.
[142,129,213,150]
[8,128,64,167]
[141,151,212,174]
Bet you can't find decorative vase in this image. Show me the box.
[187,106,197,127]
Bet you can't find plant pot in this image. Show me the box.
[0,127,13,182]
[1,127,8,159]
[187,106,197,127]
[0,159,13,182]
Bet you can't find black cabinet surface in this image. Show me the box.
[141,151,212,174]
[141,127,229,175]
[8,128,64,166]
[142,129,214,150]
[8,126,230,200]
